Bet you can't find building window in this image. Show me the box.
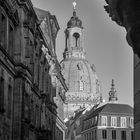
[84,134,86,140]
[79,80,84,91]
[121,117,126,127]
[121,131,126,140]
[8,25,14,57]
[89,132,91,140]
[111,116,117,127]
[101,116,108,126]
[73,32,80,47]
[91,117,94,125]
[131,131,134,140]
[95,130,97,140]
[35,105,40,127]
[0,76,4,112]
[130,117,134,128]
[112,130,116,139]
[102,130,107,139]
[0,14,6,47]
[24,94,30,121]
[92,131,93,140]
[7,85,12,118]
[30,99,35,124]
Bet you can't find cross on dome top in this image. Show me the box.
[67,1,82,28]
[73,1,77,10]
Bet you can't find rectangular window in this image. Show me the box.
[101,116,108,126]
[0,14,6,47]
[121,131,126,140]
[84,134,86,140]
[102,130,107,139]
[131,131,134,140]
[112,130,116,139]
[91,131,93,140]
[0,76,4,112]
[8,25,14,57]
[35,105,39,127]
[95,130,97,140]
[25,38,30,58]
[130,117,134,128]
[91,117,94,125]
[121,117,127,127]
[7,85,12,118]
[30,99,34,124]
[89,132,91,140]
[111,117,117,127]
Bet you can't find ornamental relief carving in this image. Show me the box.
[41,44,57,78]
[23,11,36,32]
[5,0,17,13]
[66,92,96,102]
[40,19,51,44]
[50,18,58,38]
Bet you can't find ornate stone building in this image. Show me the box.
[104,0,140,139]
[0,0,67,140]
[61,2,102,119]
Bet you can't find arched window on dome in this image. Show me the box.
[79,80,84,91]
[73,32,80,47]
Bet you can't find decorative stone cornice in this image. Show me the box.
[0,0,19,26]
[17,0,34,11]
[104,0,140,58]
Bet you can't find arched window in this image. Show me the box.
[73,32,80,47]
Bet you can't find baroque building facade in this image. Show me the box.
[82,104,134,140]
[82,80,134,140]
[61,3,102,119]
[0,0,67,140]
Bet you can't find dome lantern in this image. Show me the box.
[67,2,83,28]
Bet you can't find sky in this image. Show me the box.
[31,0,133,106]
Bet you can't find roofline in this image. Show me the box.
[83,103,133,121]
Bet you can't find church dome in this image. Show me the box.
[67,11,82,28]
[61,58,101,103]
[62,2,101,118]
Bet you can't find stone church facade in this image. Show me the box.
[61,5,102,119]
[0,0,67,140]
